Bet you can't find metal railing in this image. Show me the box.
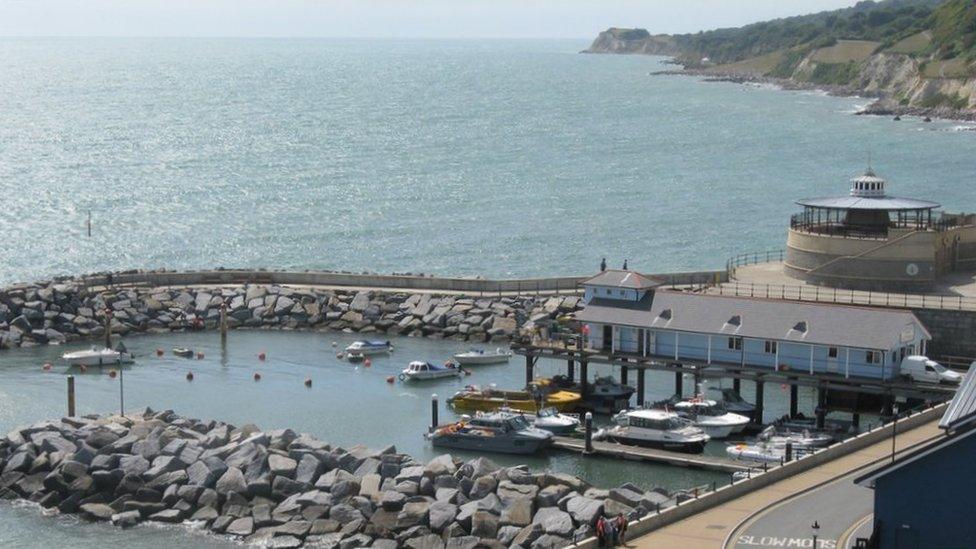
[726,249,785,278]
[714,281,976,312]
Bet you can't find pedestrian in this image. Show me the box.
[622,259,628,270]
[604,516,617,546]
[614,513,628,545]
[596,516,608,547]
[600,257,607,272]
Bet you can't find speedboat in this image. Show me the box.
[726,441,783,463]
[710,387,756,416]
[757,425,834,448]
[453,348,512,366]
[542,375,635,414]
[669,398,750,439]
[596,409,710,454]
[172,347,194,358]
[426,413,553,455]
[399,361,463,382]
[344,340,393,356]
[447,384,581,413]
[496,406,580,435]
[62,345,134,366]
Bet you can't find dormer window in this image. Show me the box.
[727,315,741,327]
[658,309,672,321]
[792,321,808,333]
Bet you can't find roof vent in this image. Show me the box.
[727,315,741,327]
[793,321,808,333]
[658,309,672,321]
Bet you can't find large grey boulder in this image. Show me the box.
[564,495,603,527]
[427,501,457,533]
[214,467,246,495]
[268,454,297,478]
[532,507,574,537]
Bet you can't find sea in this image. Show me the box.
[0,37,973,547]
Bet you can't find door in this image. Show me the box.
[602,325,612,351]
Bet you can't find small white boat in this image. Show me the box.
[399,361,463,382]
[757,425,834,449]
[497,407,580,435]
[726,442,783,463]
[453,348,512,366]
[172,347,194,358]
[345,340,393,356]
[62,346,134,366]
[671,398,750,439]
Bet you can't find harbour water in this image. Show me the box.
[0,38,974,286]
[0,330,815,547]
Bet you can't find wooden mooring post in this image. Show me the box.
[220,303,228,344]
[67,375,76,417]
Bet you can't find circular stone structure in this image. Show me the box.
[784,169,975,291]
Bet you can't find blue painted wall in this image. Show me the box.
[872,431,976,549]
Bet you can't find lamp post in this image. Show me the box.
[811,520,820,548]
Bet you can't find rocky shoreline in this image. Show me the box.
[0,277,583,351]
[0,409,677,548]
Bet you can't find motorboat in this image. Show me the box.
[62,345,134,366]
[726,442,783,463]
[543,375,635,414]
[709,387,756,416]
[495,406,581,435]
[347,351,365,363]
[453,347,512,366]
[426,413,553,455]
[399,361,463,382]
[596,409,710,454]
[775,415,851,436]
[172,347,194,358]
[344,340,393,356]
[757,425,834,449]
[447,384,581,413]
[669,398,750,439]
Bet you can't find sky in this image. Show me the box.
[0,0,864,39]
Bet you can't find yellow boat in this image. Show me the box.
[447,386,581,413]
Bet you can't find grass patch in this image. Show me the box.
[886,31,932,55]
[808,62,861,85]
[810,40,880,63]
[707,50,786,76]
[918,92,970,110]
[922,58,973,79]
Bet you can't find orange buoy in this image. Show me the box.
[386,376,395,384]
[254,372,262,381]
[304,378,312,388]
[196,352,205,360]
[108,370,117,378]
[364,358,372,368]
[186,371,194,381]
[258,352,267,361]
[156,348,164,357]
[79,365,88,373]
[42,363,53,371]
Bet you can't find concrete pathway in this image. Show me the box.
[629,419,943,549]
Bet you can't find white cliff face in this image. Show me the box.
[584,28,678,56]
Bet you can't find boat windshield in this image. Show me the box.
[507,416,531,430]
[537,408,556,418]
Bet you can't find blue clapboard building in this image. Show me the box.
[855,368,976,548]
[578,270,930,381]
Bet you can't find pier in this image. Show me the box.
[550,436,750,473]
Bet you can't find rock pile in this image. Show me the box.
[0,410,674,548]
[0,279,582,351]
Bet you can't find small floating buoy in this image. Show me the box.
[893,115,901,121]
[42,363,53,372]
[386,376,395,384]
[196,352,205,360]
[108,370,117,378]
[331,341,338,347]
[364,358,372,368]
[258,352,266,361]
[464,369,472,376]
[336,352,344,359]
[254,372,262,381]
[304,378,312,388]
[186,372,194,381]
[79,365,88,373]
[156,348,164,357]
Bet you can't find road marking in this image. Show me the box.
[839,514,873,549]
[734,535,837,547]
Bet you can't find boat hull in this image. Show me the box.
[453,354,511,366]
[62,353,134,366]
[697,424,736,439]
[606,434,708,454]
[448,390,580,413]
[430,434,551,455]
[400,371,462,382]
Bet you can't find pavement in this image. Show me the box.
[629,417,943,549]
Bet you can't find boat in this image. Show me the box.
[774,415,852,436]
[726,442,783,463]
[543,375,635,414]
[61,345,134,366]
[172,347,194,358]
[453,347,512,366]
[496,406,581,435]
[709,387,756,416]
[344,340,393,356]
[668,398,750,439]
[399,361,463,382]
[347,351,365,363]
[426,413,553,455]
[756,425,834,449]
[447,384,581,413]
[596,409,710,454]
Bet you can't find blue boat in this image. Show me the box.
[344,340,393,356]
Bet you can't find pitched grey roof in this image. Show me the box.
[577,291,929,350]
[796,195,940,211]
[939,367,976,432]
[582,270,662,290]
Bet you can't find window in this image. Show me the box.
[618,289,625,296]
[828,347,838,359]
[764,341,777,354]
[866,351,882,364]
[728,337,742,350]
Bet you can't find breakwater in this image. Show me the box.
[0,409,677,548]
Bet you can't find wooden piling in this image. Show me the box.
[674,370,684,398]
[103,310,111,349]
[637,368,646,407]
[584,412,593,454]
[566,360,575,381]
[525,355,534,386]
[430,394,439,433]
[789,382,799,418]
[67,375,76,417]
[620,366,629,386]
[754,380,765,424]
[220,303,228,344]
[579,361,589,396]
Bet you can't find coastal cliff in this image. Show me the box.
[585,0,976,120]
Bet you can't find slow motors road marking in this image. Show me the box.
[736,535,837,548]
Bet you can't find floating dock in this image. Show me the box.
[550,436,750,473]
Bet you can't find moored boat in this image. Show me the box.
[726,442,783,463]
[542,375,635,414]
[669,397,750,439]
[399,361,463,382]
[596,409,710,454]
[426,413,553,455]
[709,387,756,416]
[453,348,512,366]
[344,340,393,356]
[447,384,581,413]
[496,406,581,435]
[61,345,135,366]
[172,347,194,358]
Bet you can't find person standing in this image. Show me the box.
[614,513,628,545]
[622,259,628,270]
[600,258,607,272]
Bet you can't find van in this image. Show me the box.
[900,356,962,384]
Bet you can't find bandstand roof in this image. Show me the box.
[796,196,940,211]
